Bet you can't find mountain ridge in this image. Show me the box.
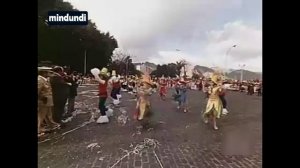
[137,62,262,80]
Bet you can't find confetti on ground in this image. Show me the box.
[109,138,162,168]
[87,143,101,151]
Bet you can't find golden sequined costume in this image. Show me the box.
[203,73,223,119]
[38,72,58,134]
[135,75,153,121]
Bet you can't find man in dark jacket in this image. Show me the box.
[50,66,70,124]
[65,70,79,116]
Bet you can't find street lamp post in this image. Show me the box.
[175,49,187,79]
[225,45,237,73]
[84,49,87,75]
[126,59,129,78]
[125,56,131,80]
[239,64,246,81]
[80,39,87,75]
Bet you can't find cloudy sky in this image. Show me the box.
[66,0,262,72]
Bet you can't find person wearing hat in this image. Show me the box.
[198,79,203,91]
[38,68,60,136]
[134,75,154,125]
[91,67,111,124]
[174,78,180,94]
[120,77,128,91]
[202,73,223,130]
[50,66,71,124]
[116,74,122,99]
[171,78,180,102]
[64,69,79,117]
[109,70,121,105]
[177,77,189,113]
[219,81,229,115]
[159,75,167,100]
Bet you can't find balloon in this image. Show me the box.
[90,68,100,76]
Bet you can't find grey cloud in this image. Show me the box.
[67,0,261,70]
[230,49,262,61]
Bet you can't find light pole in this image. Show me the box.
[225,45,237,73]
[125,56,131,80]
[239,64,246,81]
[80,39,87,75]
[175,49,187,78]
[84,50,87,75]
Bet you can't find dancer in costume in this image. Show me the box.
[219,81,229,115]
[116,75,122,100]
[134,75,140,98]
[109,70,121,105]
[171,78,180,101]
[177,77,189,112]
[91,67,111,124]
[202,73,223,130]
[134,75,154,127]
[159,75,167,100]
[38,68,60,136]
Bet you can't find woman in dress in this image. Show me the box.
[203,73,223,130]
[134,75,154,127]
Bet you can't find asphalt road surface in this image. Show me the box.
[38,85,262,168]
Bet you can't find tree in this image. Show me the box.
[167,63,177,77]
[175,59,188,77]
[38,0,118,73]
[150,63,177,77]
[192,73,200,80]
[107,49,140,76]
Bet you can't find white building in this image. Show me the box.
[133,63,156,74]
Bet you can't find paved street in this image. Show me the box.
[38,85,262,168]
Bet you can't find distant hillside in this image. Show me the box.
[140,62,261,80]
[193,65,262,80]
[144,62,157,70]
[193,65,214,73]
[227,70,262,80]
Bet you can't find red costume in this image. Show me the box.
[98,82,108,98]
[112,80,121,89]
[159,79,167,98]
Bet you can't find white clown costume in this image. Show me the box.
[109,70,121,105]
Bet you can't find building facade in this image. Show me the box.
[134,63,156,74]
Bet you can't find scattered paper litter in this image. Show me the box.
[147,128,154,132]
[87,143,101,151]
[117,115,128,126]
[61,116,73,123]
[109,138,161,168]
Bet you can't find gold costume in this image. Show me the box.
[136,75,153,121]
[38,75,55,133]
[203,73,223,119]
